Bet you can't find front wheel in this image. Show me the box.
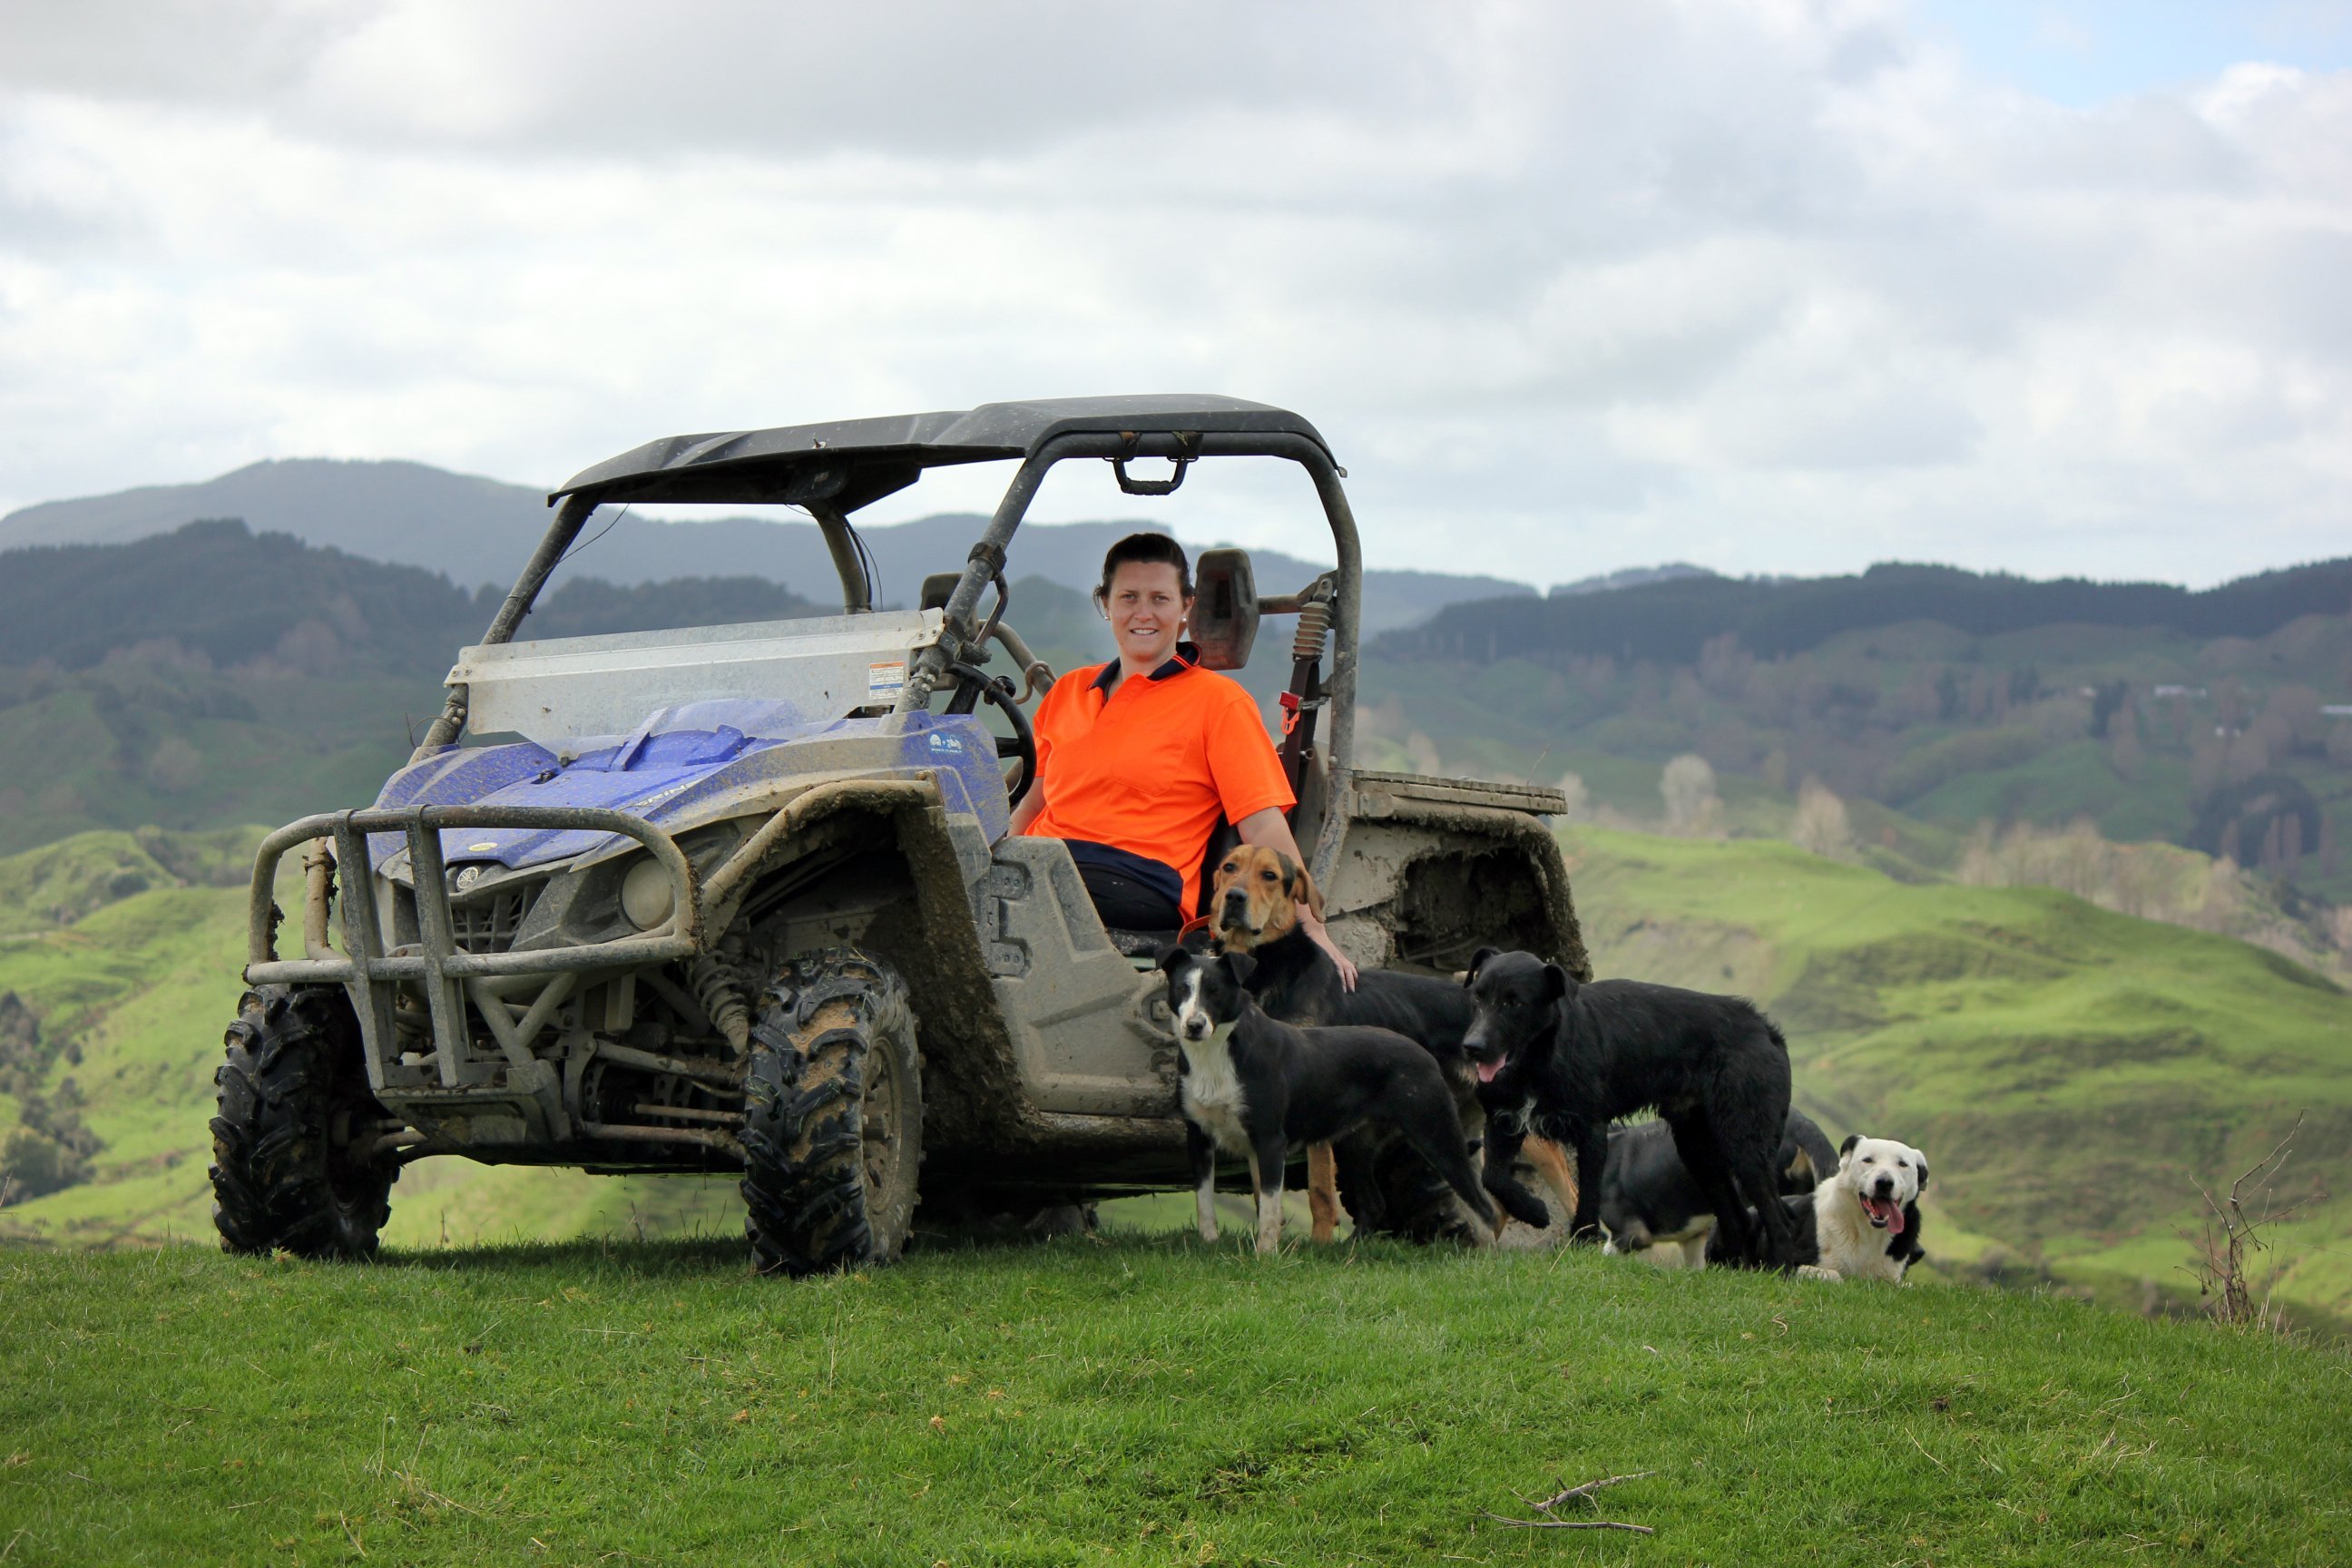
[210,985,397,1258]
[741,948,924,1277]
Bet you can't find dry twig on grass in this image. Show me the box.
[1482,1469,1659,1536]
[1481,1512,1654,1535]
[1534,1469,1655,1512]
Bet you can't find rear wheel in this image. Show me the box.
[740,948,923,1277]
[210,985,397,1258]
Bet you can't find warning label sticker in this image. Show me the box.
[867,660,906,700]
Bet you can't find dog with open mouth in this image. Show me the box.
[1205,845,1575,1241]
[1710,1134,1928,1282]
[1462,946,1802,1268]
[1158,944,1501,1255]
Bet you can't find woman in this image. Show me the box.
[1007,533,1357,985]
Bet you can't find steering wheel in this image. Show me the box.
[944,659,1037,808]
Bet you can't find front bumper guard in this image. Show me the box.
[245,805,703,1093]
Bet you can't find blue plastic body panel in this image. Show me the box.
[368,703,1006,871]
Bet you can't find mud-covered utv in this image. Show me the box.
[213,396,1585,1274]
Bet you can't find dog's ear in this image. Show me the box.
[1838,1132,1861,1165]
[1541,963,1571,1003]
[1158,944,1193,975]
[1287,860,1326,923]
[1220,948,1258,987]
[1912,1152,1929,1193]
[1465,946,1500,987]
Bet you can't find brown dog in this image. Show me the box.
[1209,843,1321,954]
[1205,846,1576,1241]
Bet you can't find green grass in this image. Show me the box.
[1568,828,2352,1330]
[1,1237,2347,1566]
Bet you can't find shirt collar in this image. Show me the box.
[1091,642,1201,691]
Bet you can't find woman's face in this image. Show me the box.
[1104,561,1190,669]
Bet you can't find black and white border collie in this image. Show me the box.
[1158,946,1499,1255]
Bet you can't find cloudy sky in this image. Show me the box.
[2,0,2346,588]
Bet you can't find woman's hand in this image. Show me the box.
[1299,907,1358,991]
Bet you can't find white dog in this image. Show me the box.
[1790,1135,1928,1283]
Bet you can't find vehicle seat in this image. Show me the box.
[1099,818,1240,959]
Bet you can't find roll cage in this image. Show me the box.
[413,394,1367,878]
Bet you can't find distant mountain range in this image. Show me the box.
[1386,557,2352,664]
[0,458,1540,635]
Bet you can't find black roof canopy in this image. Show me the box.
[550,395,1333,514]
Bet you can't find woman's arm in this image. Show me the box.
[1233,806,1358,990]
[1007,781,1045,835]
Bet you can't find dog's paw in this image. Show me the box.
[1486,1177,1552,1230]
[1797,1264,1843,1283]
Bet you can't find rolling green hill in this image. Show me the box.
[5,825,2347,1337]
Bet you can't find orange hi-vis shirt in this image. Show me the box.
[1022,645,1295,916]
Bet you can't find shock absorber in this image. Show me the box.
[1279,597,1332,790]
[686,951,750,1055]
[1291,600,1330,663]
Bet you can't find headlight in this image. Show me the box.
[621,858,678,930]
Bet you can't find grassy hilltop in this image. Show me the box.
[4,823,2347,1335]
[2,1236,2348,1566]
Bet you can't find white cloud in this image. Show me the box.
[0,0,2346,588]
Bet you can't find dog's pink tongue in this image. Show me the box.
[1863,1196,1905,1233]
[1475,1060,1501,1084]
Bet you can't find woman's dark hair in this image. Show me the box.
[1093,532,1193,607]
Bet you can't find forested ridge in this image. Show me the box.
[1386,557,2352,665]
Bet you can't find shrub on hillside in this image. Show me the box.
[1790,778,1855,859]
[1660,754,1722,835]
[0,1124,83,1202]
[0,1083,103,1203]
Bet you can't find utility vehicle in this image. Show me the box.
[213,396,1586,1274]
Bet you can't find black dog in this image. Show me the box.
[1599,1108,1838,1266]
[1158,946,1500,1255]
[1463,947,1800,1268]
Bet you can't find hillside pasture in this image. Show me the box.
[1,1238,2348,1565]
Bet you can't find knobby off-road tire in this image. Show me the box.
[741,948,923,1278]
[210,985,397,1258]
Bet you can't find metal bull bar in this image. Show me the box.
[245,805,703,1084]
